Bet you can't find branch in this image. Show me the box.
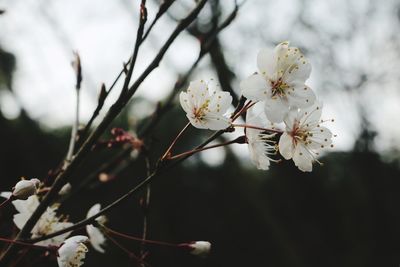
[76,0,175,148]
[65,52,82,162]
[0,1,208,264]
[26,98,247,246]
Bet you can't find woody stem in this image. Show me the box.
[161,122,191,160]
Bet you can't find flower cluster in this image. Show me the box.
[179,41,334,172]
[1,179,107,267]
[1,179,211,267]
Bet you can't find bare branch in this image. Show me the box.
[0,1,208,264]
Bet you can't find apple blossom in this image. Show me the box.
[279,102,333,172]
[240,41,316,122]
[57,236,89,267]
[180,79,233,130]
[0,194,73,246]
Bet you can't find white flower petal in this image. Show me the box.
[179,92,192,114]
[307,126,333,150]
[283,108,298,131]
[34,219,73,246]
[299,102,323,129]
[257,47,277,78]
[274,42,311,83]
[292,144,313,172]
[264,97,288,123]
[279,132,294,160]
[188,80,208,108]
[245,103,276,170]
[0,191,12,199]
[240,73,269,101]
[248,140,272,170]
[202,115,231,130]
[87,225,106,253]
[208,91,232,115]
[86,204,106,253]
[287,84,316,108]
[283,53,311,84]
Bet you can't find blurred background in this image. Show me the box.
[1,0,400,266]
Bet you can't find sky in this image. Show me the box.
[1,0,400,155]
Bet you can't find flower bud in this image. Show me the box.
[12,178,40,200]
[187,241,211,257]
[59,183,72,196]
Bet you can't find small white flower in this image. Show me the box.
[59,183,72,196]
[180,79,233,130]
[279,102,333,172]
[245,103,277,170]
[240,41,316,122]
[12,178,40,200]
[188,241,211,257]
[86,204,106,253]
[1,194,73,246]
[57,236,89,267]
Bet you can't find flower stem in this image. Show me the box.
[102,225,179,248]
[231,100,256,121]
[0,237,56,251]
[102,230,144,264]
[168,136,246,160]
[232,123,283,134]
[0,197,12,209]
[161,122,191,160]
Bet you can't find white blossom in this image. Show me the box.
[188,241,211,257]
[57,236,89,267]
[245,103,277,170]
[12,178,40,200]
[86,204,106,253]
[0,194,73,246]
[279,102,333,172]
[180,79,233,130]
[240,41,316,123]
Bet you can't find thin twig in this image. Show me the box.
[0,1,208,264]
[27,98,246,246]
[168,136,246,160]
[65,53,82,162]
[77,1,175,146]
[102,230,144,265]
[0,197,12,209]
[161,122,191,160]
[140,154,152,260]
[103,225,178,248]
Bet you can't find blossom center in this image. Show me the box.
[290,122,311,145]
[193,100,210,121]
[270,78,289,97]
